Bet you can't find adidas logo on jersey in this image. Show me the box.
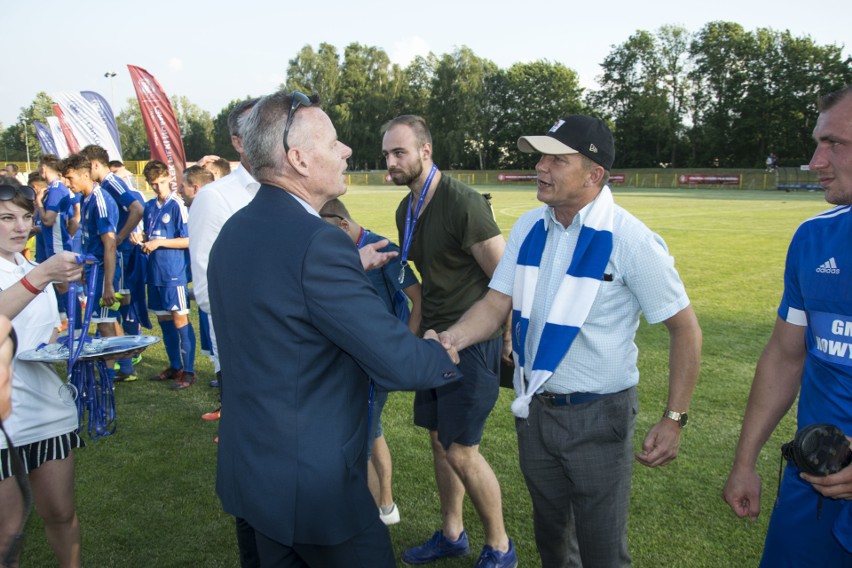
[816,257,840,274]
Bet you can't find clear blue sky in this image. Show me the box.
[2,0,849,129]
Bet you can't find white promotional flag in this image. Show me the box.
[52,91,123,161]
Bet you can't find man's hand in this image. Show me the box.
[502,332,513,365]
[434,330,461,364]
[196,155,221,167]
[35,184,47,206]
[359,239,398,271]
[722,466,763,520]
[102,283,116,308]
[635,418,682,467]
[801,449,852,500]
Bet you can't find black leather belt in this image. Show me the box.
[535,388,626,406]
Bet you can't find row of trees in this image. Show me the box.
[591,22,851,168]
[2,21,850,170]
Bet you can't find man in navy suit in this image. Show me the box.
[208,91,461,567]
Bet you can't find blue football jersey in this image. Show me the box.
[144,193,189,286]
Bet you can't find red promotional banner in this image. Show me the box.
[51,104,81,154]
[127,64,186,189]
[609,174,625,184]
[678,174,740,185]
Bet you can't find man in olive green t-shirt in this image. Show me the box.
[382,115,517,566]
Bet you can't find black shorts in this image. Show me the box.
[413,336,501,449]
[0,431,84,480]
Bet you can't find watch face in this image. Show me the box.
[679,413,689,427]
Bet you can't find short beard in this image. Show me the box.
[388,160,424,187]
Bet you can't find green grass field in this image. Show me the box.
[20,185,831,567]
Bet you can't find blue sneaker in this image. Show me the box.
[401,530,469,565]
[474,539,518,568]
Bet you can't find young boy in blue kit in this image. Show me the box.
[60,154,121,379]
[81,145,146,382]
[142,161,196,389]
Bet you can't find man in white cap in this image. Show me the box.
[437,115,702,566]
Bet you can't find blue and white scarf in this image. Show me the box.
[511,186,614,418]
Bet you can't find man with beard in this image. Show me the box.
[382,115,516,567]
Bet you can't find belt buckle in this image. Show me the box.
[539,392,567,406]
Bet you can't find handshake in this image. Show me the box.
[423,330,460,364]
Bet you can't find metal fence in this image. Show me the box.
[5,160,810,191]
[343,169,793,190]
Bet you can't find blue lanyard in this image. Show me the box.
[355,228,369,249]
[65,255,98,374]
[399,164,438,284]
[63,255,117,439]
[357,225,374,441]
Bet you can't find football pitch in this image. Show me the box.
[24,185,831,567]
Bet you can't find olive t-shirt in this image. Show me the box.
[395,175,502,334]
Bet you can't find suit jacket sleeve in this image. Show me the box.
[302,227,460,391]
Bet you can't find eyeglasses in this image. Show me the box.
[319,213,345,221]
[282,91,314,154]
[0,185,35,202]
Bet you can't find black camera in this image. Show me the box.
[781,423,852,477]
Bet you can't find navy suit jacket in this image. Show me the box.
[208,185,460,547]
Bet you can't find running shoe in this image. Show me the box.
[150,367,183,381]
[474,540,517,568]
[402,530,469,565]
[201,408,221,421]
[170,372,196,390]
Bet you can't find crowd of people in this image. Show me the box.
[0,83,850,567]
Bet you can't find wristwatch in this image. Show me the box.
[663,409,688,428]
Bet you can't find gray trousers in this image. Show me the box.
[516,387,638,568]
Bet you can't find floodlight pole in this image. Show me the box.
[20,115,30,172]
[104,71,117,115]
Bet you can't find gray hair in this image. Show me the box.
[579,155,610,187]
[227,97,260,137]
[241,91,320,181]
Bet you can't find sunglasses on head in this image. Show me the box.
[0,185,35,202]
[282,91,315,154]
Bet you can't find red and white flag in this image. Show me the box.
[45,116,71,158]
[51,104,81,154]
[127,64,186,189]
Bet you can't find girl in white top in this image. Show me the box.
[0,177,85,568]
